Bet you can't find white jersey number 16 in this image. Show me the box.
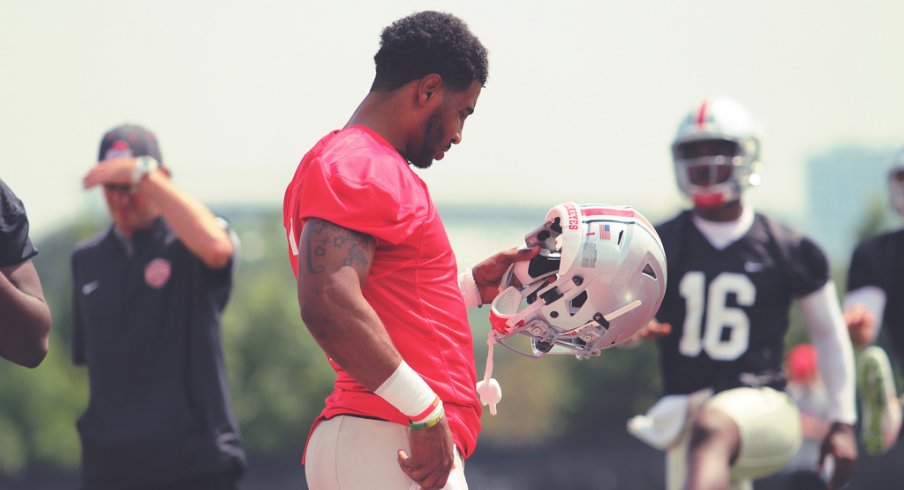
[678,271,755,361]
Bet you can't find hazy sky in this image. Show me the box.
[2,0,903,237]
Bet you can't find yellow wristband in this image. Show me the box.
[410,405,445,430]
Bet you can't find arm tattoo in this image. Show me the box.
[301,218,376,276]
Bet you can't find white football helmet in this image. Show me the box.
[488,202,667,359]
[672,96,762,208]
[889,147,904,215]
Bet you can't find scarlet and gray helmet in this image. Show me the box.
[672,96,762,208]
[488,203,667,359]
[888,147,904,215]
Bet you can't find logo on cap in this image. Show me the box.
[105,140,134,160]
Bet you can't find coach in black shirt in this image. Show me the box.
[71,125,245,490]
[0,178,51,367]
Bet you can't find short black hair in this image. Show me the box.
[371,11,488,92]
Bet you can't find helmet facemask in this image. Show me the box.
[673,138,761,209]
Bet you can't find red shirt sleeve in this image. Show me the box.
[284,129,431,277]
[295,150,425,245]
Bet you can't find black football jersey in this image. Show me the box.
[655,210,829,394]
[847,229,904,365]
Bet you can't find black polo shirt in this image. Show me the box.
[0,179,37,267]
[71,217,245,488]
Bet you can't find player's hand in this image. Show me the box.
[819,422,856,489]
[398,417,455,490]
[82,157,137,189]
[637,319,672,341]
[843,304,875,349]
[471,246,540,304]
[621,320,671,349]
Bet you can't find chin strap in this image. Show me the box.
[476,330,502,415]
[608,300,643,322]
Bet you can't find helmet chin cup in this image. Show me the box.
[489,285,544,336]
[475,378,502,415]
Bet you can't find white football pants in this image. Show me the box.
[304,415,468,490]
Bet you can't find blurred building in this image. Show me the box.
[803,145,898,263]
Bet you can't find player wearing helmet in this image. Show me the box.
[629,97,857,490]
[843,147,904,456]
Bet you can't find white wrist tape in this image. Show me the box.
[459,269,482,309]
[374,361,438,420]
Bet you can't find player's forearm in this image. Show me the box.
[301,284,445,432]
[300,282,402,390]
[0,270,50,367]
[816,339,858,425]
[138,172,233,268]
[800,282,858,424]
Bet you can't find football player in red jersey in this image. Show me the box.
[629,97,857,490]
[843,147,904,456]
[283,11,537,490]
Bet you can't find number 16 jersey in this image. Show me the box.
[654,210,830,395]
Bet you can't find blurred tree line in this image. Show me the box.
[0,203,893,477]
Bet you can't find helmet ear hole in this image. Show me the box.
[642,263,658,279]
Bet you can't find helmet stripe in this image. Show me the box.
[582,207,634,218]
[696,99,709,129]
[581,206,655,233]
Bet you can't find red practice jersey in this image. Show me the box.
[283,126,481,458]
